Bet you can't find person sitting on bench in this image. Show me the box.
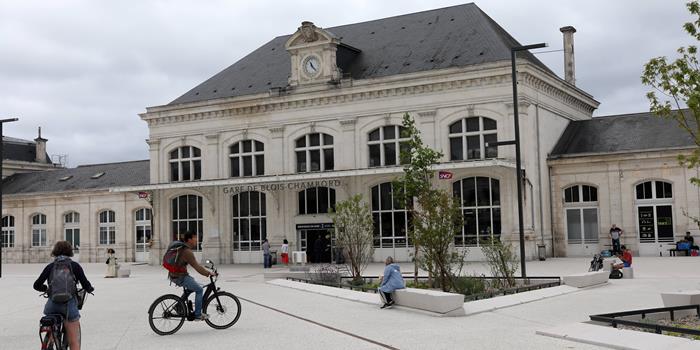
[613,245,632,270]
[378,256,405,309]
[682,232,699,250]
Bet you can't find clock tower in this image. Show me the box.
[285,21,342,87]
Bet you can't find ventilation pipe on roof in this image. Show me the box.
[560,26,576,85]
[34,127,48,163]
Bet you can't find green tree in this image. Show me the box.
[331,194,375,284]
[412,189,466,292]
[394,112,443,283]
[642,1,700,186]
[481,237,519,289]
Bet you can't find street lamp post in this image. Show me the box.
[511,43,546,278]
[0,117,19,278]
[487,44,546,278]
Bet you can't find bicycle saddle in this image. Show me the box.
[40,314,64,326]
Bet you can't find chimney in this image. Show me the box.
[560,26,576,85]
[34,127,48,163]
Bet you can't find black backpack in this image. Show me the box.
[609,269,623,279]
[48,257,78,303]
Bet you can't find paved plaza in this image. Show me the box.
[1,257,700,349]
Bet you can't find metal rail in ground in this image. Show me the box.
[590,304,700,336]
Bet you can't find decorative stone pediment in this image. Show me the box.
[285,21,339,49]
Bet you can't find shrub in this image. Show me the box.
[452,276,487,296]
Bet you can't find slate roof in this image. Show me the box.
[3,136,51,163]
[169,3,552,106]
[2,160,149,195]
[549,110,696,158]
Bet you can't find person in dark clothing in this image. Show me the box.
[33,241,94,350]
[683,232,699,250]
[313,236,324,263]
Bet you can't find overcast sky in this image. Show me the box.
[0,1,693,166]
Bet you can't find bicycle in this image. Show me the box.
[147,260,242,335]
[39,289,89,350]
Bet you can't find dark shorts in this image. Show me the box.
[44,297,80,322]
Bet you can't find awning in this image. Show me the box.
[109,159,515,193]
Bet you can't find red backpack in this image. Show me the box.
[162,241,187,274]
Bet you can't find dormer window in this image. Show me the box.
[59,175,73,181]
[91,172,105,179]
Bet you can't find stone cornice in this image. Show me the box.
[141,65,598,127]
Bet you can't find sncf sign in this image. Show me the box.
[438,171,453,180]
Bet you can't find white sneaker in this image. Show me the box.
[193,313,209,321]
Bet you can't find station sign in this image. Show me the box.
[222,179,342,194]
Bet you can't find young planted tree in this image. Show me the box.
[331,194,375,284]
[394,113,443,283]
[642,1,700,186]
[481,237,519,289]
[412,189,465,292]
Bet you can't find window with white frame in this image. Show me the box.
[98,210,116,245]
[636,180,674,243]
[298,187,336,215]
[448,117,498,161]
[169,146,202,182]
[232,191,267,251]
[368,125,410,167]
[295,133,334,172]
[371,182,411,248]
[230,140,264,177]
[452,177,501,246]
[64,212,80,252]
[31,213,47,247]
[2,215,15,248]
[135,208,152,253]
[172,195,203,251]
[563,185,599,245]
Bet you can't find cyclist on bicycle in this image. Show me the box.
[33,241,94,350]
[167,231,216,321]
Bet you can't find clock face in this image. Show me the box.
[303,55,320,76]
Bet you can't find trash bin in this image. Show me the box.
[537,244,546,261]
[270,250,278,265]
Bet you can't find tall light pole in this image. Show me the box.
[487,44,546,278]
[0,117,19,278]
[511,43,546,278]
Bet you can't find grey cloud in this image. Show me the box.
[0,0,695,165]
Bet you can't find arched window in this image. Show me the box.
[135,208,152,256]
[368,125,409,167]
[31,213,47,247]
[98,210,116,245]
[636,180,674,243]
[230,140,264,177]
[64,212,80,252]
[452,177,501,246]
[169,146,202,182]
[371,182,411,248]
[232,191,267,251]
[563,185,599,246]
[448,117,497,161]
[295,133,333,172]
[172,195,203,251]
[298,187,336,214]
[1,215,15,248]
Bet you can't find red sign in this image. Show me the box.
[137,191,150,199]
[438,171,453,180]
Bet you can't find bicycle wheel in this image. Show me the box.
[148,294,186,335]
[203,292,241,329]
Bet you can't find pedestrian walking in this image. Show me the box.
[105,248,119,278]
[280,239,289,265]
[262,239,271,268]
[610,224,623,254]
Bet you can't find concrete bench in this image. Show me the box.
[117,267,130,278]
[661,290,700,307]
[562,271,608,288]
[621,267,634,279]
[392,288,465,316]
